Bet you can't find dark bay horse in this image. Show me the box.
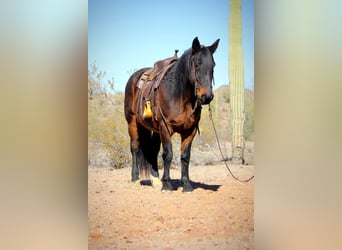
[124,37,219,192]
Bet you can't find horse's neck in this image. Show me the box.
[173,56,194,102]
[159,53,195,105]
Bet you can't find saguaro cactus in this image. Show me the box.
[229,0,245,164]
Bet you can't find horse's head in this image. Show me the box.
[191,37,220,105]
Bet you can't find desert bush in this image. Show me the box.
[88,94,130,168]
[88,82,254,168]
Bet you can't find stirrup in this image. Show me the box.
[143,100,152,118]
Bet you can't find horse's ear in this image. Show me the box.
[192,37,201,54]
[208,39,220,54]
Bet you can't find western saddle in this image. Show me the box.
[137,50,179,119]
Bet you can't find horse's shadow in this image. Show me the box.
[140,179,221,192]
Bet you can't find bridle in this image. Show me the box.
[191,54,200,98]
[190,53,215,102]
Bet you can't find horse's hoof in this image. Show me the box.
[131,178,140,185]
[131,176,139,182]
[182,183,194,193]
[161,181,173,193]
[150,176,162,188]
[161,189,172,194]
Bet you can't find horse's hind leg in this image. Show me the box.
[150,132,162,188]
[128,120,140,182]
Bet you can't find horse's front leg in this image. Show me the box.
[180,128,197,192]
[160,125,173,192]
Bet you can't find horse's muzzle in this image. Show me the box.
[199,93,214,105]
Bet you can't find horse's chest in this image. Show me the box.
[174,108,200,131]
[183,113,197,130]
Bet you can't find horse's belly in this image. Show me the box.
[137,116,160,133]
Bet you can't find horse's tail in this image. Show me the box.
[137,126,160,179]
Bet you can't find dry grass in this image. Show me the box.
[88,86,254,168]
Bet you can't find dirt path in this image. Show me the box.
[88,164,254,249]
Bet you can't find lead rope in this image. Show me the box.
[208,104,254,183]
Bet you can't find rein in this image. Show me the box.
[208,104,254,183]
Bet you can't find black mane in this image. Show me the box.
[160,48,193,101]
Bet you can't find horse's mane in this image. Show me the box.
[161,46,214,102]
[160,48,192,100]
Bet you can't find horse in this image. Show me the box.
[124,37,219,192]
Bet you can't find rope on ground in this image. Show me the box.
[208,104,254,183]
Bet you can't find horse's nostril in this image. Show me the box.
[200,93,214,104]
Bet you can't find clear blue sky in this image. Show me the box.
[88,0,254,92]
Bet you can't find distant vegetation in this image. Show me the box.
[88,65,254,168]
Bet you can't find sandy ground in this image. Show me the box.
[88,164,254,249]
